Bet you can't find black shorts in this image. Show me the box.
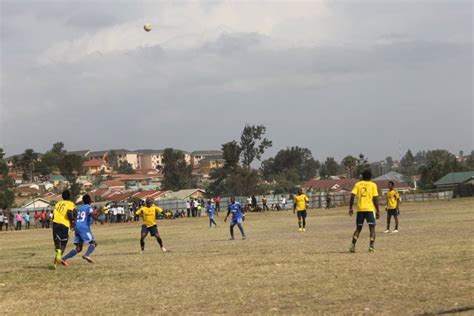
[141,225,159,237]
[387,209,398,217]
[356,212,376,226]
[52,223,69,242]
[297,210,307,219]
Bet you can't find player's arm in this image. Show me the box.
[67,208,76,229]
[349,194,355,216]
[293,197,297,214]
[305,196,309,210]
[92,208,104,224]
[373,196,380,219]
[224,207,231,223]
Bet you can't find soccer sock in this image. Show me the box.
[62,249,78,261]
[85,244,96,257]
[55,249,62,261]
[156,237,163,248]
[302,218,306,228]
[237,224,246,237]
[298,221,302,228]
[230,225,235,239]
[140,239,145,251]
[370,238,375,248]
[352,235,358,245]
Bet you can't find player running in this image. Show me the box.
[224,197,246,240]
[384,181,400,233]
[349,170,380,253]
[136,198,167,253]
[293,188,309,232]
[50,190,76,269]
[207,200,218,228]
[62,194,101,264]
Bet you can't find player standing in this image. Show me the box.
[384,181,400,233]
[224,197,246,240]
[136,198,167,253]
[349,170,380,253]
[50,190,76,269]
[207,200,218,228]
[62,194,101,264]
[293,188,309,232]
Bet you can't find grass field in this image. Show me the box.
[1,198,473,315]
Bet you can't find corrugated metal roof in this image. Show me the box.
[434,171,474,186]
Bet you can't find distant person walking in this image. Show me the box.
[186,200,191,218]
[25,212,31,230]
[40,210,47,228]
[262,196,269,211]
[206,200,218,228]
[215,196,221,215]
[0,212,4,231]
[34,211,40,228]
[15,212,23,231]
[293,189,309,232]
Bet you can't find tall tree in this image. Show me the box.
[117,161,136,174]
[59,154,84,200]
[356,154,370,177]
[419,150,468,189]
[222,141,242,170]
[52,142,65,155]
[240,124,272,168]
[0,148,14,209]
[261,147,319,182]
[342,155,357,178]
[20,149,38,181]
[385,156,394,170]
[162,148,194,191]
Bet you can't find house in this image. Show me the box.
[373,171,413,185]
[137,149,165,170]
[21,198,52,210]
[105,180,126,191]
[199,154,225,175]
[132,190,165,202]
[191,150,223,167]
[8,173,24,185]
[15,186,40,197]
[434,171,474,189]
[83,159,112,175]
[161,189,206,200]
[42,192,62,204]
[88,150,109,161]
[6,153,43,170]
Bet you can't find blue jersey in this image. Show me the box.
[207,205,215,217]
[75,205,94,231]
[228,202,243,220]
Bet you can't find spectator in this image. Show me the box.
[5,211,10,231]
[280,195,287,210]
[47,211,52,228]
[326,194,332,210]
[262,196,269,211]
[0,212,4,231]
[186,200,191,218]
[247,196,252,208]
[251,195,257,209]
[34,211,40,229]
[40,210,47,228]
[25,212,31,230]
[215,196,222,215]
[15,211,23,231]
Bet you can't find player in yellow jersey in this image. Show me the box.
[293,188,309,232]
[349,170,380,253]
[136,198,167,253]
[384,181,400,233]
[50,190,76,269]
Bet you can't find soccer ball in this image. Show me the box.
[144,23,152,32]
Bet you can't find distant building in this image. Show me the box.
[434,171,474,189]
[191,150,223,167]
[137,149,165,170]
[199,154,225,175]
[83,159,112,175]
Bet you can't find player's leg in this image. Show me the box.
[385,211,392,233]
[229,222,236,240]
[150,226,166,252]
[393,213,399,232]
[62,229,84,262]
[236,222,246,239]
[368,212,376,251]
[297,211,303,231]
[83,240,97,263]
[350,213,364,252]
[140,225,149,251]
[302,211,307,231]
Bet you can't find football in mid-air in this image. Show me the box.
[144,23,152,32]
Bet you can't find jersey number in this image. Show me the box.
[78,211,86,222]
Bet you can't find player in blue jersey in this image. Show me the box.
[224,196,246,240]
[207,200,217,228]
[62,194,101,264]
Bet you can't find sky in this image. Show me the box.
[1,0,472,162]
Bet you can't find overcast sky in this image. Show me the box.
[1,0,472,162]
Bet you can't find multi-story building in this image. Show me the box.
[191,150,223,167]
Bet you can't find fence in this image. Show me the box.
[155,190,454,212]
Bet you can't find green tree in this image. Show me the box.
[261,147,319,183]
[0,148,14,209]
[240,124,272,168]
[418,150,467,189]
[52,142,65,155]
[399,149,417,176]
[356,154,370,177]
[162,148,194,191]
[222,141,242,170]
[59,154,84,200]
[342,155,357,178]
[20,149,38,181]
[117,161,136,174]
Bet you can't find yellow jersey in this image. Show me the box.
[294,194,309,211]
[386,189,400,209]
[52,200,76,228]
[136,206,163,227]
[351,181,379,212]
